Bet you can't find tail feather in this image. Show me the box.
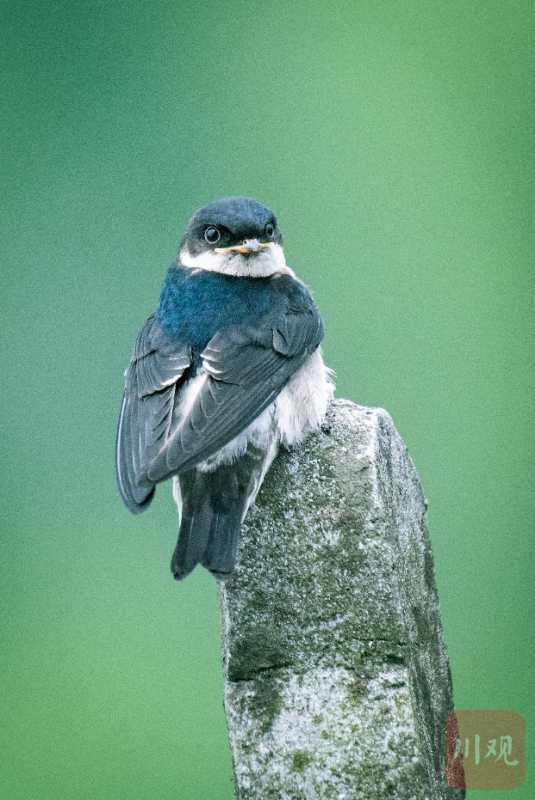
[170,470,213,580]
[201,505,243,579]
[170,506,213,580]
[171,443,275,581]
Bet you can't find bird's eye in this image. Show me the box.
[265,223,275,238]
[204,226,221,244]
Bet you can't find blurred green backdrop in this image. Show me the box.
[2,1,533,798]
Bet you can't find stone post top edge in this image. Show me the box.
[329,396,395,427]
[328,398,425,503]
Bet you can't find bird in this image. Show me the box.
[116,196,334,581]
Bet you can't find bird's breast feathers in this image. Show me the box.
[157,264,313,353]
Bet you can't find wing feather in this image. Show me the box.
[116,315,191,512]
[146,308,323,482]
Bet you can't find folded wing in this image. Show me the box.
[116,314,191,512]
[147,306,324,482]
[116,299,324,513]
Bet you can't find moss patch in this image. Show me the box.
[291,750,313,773]
[247,676,283,734]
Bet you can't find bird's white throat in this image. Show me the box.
[179,242,294,278]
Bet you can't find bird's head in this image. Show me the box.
[178,196,292,278]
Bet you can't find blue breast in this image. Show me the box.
[157,265,282,351]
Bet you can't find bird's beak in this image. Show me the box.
[214,239,271,255]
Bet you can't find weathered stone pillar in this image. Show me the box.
[219,399,464,800]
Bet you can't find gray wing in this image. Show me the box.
[146,306,324,483]
[116,314,191,513]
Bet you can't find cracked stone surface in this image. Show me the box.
[219,399,464,800]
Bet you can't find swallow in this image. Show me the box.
[116,196,334,580]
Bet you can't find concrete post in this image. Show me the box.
[219,399,464,800]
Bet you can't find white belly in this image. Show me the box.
[274,347,334,446]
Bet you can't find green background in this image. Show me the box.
[2,2,533,798]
